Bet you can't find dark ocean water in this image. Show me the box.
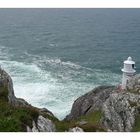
[0,9,140,119]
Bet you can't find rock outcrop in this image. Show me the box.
[0,68,16,103]
[102,92,139,131]
[27,115,56,132]
[65,86,116,120]
[65,74,140,132]
[0,68,57,132]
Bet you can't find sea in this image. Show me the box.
[0,9,140,119]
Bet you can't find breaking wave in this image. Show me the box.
[0,46,121,119]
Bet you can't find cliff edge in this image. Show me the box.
[1,68,140,132]
[65,74,140,132]
[0,68,57,132]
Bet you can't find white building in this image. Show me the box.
[121,56,136,89]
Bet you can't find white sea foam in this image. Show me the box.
[0,48,121,119]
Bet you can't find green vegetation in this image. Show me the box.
[77,110,106,132]
[55,120,75,132]
[0,100,39,132]
[78,110,102,124]
[0,79,41,132]
[0,78,105,132]
[54,110,106,132]
[41,112,59,122]
[132,115,140,132]
[0,85,8,102]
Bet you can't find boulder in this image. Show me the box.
[27,115,56,132]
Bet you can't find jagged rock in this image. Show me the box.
[68,127,84,132]
[37,115,56,132]
[102,92,140,132]
[127,74,140,93]
[65,86,116,120]
[0,68,30,106]
[27,115,56,132]
[0,68,16,103]
[32,121,39,132]
[26,126,32,132]
[65,75,140,131]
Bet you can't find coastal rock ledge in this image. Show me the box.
[1,68,140,132]
[65,74,140,132]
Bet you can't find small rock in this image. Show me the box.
[26,126,32,132]
[68,127,84,132]
[77,120,88,125]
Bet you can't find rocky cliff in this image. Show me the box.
[0,68,57,132]
[65,75,140,132]
[1,68,140,132]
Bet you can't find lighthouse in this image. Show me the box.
[121,56,136,89]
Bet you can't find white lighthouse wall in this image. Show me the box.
[122,72,134,89]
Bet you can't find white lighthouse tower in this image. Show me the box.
[121,56,136,89]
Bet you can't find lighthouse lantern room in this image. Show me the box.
[121,56,136,89]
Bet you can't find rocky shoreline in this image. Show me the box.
[1,68,140,132]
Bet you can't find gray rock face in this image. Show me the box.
[65,75,140,132]
[102,92,140,132]
[65,86,116,120]
[0,68,16,103]
[68,127,84,132]
[27,115,56,132]
[0,68,29,106]
[126,74,140,93]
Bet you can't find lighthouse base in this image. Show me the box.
[122,72,134,90]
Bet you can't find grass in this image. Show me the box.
[78,110,102,124]
[0,79,41,132]
[41,112,59,122]
[132,115,140,132]
[0,85,8,102]
[76,110,106,132]
[55,120,76,132]
[0,88,105,132]
[55,110,106,132]
[0,100,39,132]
